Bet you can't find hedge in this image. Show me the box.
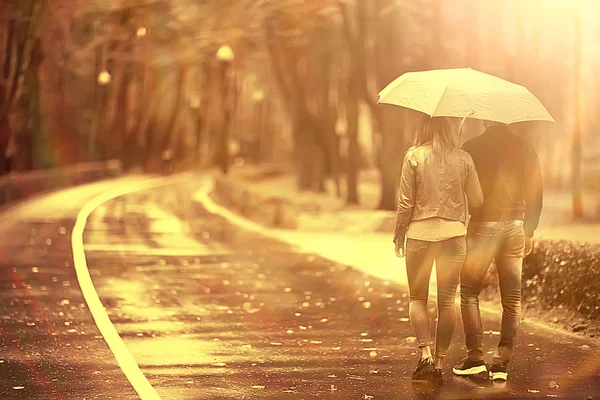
[523,240,600,320]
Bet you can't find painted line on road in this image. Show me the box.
[71,173,195,400]
[83,244,217,255]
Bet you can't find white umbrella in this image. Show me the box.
[377,68,555,124]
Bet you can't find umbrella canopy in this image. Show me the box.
[377,68,555,124]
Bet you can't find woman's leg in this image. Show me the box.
[434,236,467,369]
[405,239,438,360]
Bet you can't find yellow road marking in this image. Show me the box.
[71,174,194,400]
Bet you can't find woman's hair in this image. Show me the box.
[413,115,454,159]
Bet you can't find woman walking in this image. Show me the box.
[393,115,483,382]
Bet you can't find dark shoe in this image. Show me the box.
[412,357,435,381]
[434,369,443,385]
[452,357,488,376]
[489,364,508,381]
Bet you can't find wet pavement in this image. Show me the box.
[1,176,600,399]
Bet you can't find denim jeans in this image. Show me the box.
[460,220,525,366]
[405,236,466,359]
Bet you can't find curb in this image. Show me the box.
[0,160,122,210]
[212,175,299,229]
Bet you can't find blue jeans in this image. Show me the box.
[406,236,467,359]
[460,220,525,366]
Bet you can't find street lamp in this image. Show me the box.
[216,45,235,174]
[216,45,235,63]
[189,93,201,109]
[136,26,148,38]
[252,89,264,102]
[251,89,265,164]
[97,70,112,85]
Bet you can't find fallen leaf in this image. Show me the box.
[348,375,366,381]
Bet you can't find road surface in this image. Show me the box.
[0,175,599,400]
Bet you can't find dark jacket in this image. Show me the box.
[462,125,543,237]
[393,144,483,243]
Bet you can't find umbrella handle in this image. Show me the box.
[458,112,473,147]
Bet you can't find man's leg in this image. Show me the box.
[453,226,499,376]
[492,221,525,373]
[460,230,497,361]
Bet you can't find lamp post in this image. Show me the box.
[216,45,235,174]
[188,93,202,162]
[572,1,583,218]
[89,68,112,160]
[252,89,264,164]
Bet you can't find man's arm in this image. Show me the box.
[465,155,484,207]
[393,152,417,245]
[523,146,543,238]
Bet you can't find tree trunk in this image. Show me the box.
[165,66,186,153]
[0,19,25,121]
[218,61,233,174]
[572,3,584,219]
[296,120,313,190]
[195,61,212,160]
[430,0,443,68]
[346,73,360,205]
[465,1,479,68]
[372,0,405,210]
[378,110,403,210]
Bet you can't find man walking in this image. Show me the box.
[452,121,543,381]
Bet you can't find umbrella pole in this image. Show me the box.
[458,113,471,146]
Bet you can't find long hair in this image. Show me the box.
[413,115,454,159]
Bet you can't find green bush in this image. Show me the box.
[523,240,600,319]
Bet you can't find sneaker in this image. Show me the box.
[452,358,488,376]
[412,357,435,381]
[489,364,508,381]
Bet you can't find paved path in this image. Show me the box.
[0,174,599,400]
